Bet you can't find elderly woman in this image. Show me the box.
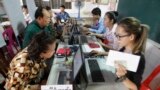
[5,31,56,90]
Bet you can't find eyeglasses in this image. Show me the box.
[114,33,130,40]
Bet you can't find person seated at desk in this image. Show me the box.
[56,5,70,23]
[95,17,148,90]
[4,31,56,90]
[23,7,51,48]
[115,17,149,90]
[89,11,119,50]
[82,7,106,34]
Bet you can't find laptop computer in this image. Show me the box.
[82,48,117,85]
[73,47,83,80]
[57,46,84,84]
[79,35,97,44]
[84,57,128,89]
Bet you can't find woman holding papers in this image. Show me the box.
[114,17,149,90]
[4,31,56,90]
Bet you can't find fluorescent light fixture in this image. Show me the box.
[42,0,49,1]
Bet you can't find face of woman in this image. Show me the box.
[40,42,56,59]
[104,15,113,27]
[115,26,132,48]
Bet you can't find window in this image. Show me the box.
[34,0,71,9]
[51,0,71,9]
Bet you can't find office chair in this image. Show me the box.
[140,65,160,90]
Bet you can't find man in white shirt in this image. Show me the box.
[22,5,32,24]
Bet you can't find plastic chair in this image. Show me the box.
[2,26,19,58]
[140,65,160,90]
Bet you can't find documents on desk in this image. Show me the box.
[106,50,140,72]
[83,43,104,53]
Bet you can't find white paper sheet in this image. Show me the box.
[41,85,72,90]
[106,50,140,72]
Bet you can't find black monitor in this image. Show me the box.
[72,45,88,89]
[73,47,83,80]
[68,25,80,45]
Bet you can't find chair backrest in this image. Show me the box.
[140,65,160,90]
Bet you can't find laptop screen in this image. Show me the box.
[73,47,83,80]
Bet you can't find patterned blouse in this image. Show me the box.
[4,48,46,90]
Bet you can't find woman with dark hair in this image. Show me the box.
[4,31,56,90]
[89,11,119,56]
[114,17,149,90]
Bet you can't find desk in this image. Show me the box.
[47,44,75,85]
[84,57,128,90]
[81,43,128,90]
[47,35,127,90]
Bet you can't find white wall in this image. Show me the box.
[2,0,26,36]
[26,0,37,20]
[0,25,6,48]
[0,2,6,15]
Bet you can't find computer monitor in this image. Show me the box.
[72,45,88,90]
[73,47,83,80]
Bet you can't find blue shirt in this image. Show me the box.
[89,17,106,34]
[90,23,99,30]
[56,11,70,22]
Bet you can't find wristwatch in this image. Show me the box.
[115,75,127,82]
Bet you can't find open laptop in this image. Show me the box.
[78,35,97,44]
[57,47,84,84]
[82,48,117,85]
[68,25,80,45]
[73,46,83,80]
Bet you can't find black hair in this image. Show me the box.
[22,5,27,9]
[60,5,65,9]
[27,30,56,61]
[105,11,119,24]
[91,7,101,16]
[35,7,45,19]
[45,6,51,11]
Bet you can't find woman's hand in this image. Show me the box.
[97,39,105,46]
[83,24,91,28]
[87,32,94,35]
[82,27,89,32]
[90,50,107,56]
[90,50,100,56]
[115,63,127,78]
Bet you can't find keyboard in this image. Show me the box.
[58,71,67,84]
[80,35,88,44]
[88,59,105,82]
[58,71,72,84]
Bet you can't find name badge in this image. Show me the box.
[61,19,65,22]
[41,85,72,90]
